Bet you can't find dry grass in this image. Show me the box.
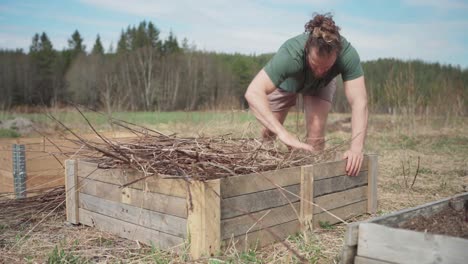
[0,112,467,263]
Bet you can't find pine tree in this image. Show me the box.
[147,21,162,50]
[117,30,129,54]
[162,30,181,54]
[68,30,86,55]
[29,32,56,105]
[92,34,104,55]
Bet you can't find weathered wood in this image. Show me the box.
[449,197,465,211]
[339,222,360,264]
[77,160,187,198]
[187,179,221,259]
[220,167,302,198]
[223,220,300,251]
[342,192,468,262]
[65,160,79,224]
[354,256,394,264]
[79,208,185,250]
[221,202,300,240]
[78,177,187,218]
[221,184,300,219]
[314,186,368,214]
[313,156,369,181]
[367,155,378,213]
[300,166,314,231]
[358,223,468,264]
[314,200,367,228]
[79,193,187,237]
[314,170,368,197]
[340,245,357,264]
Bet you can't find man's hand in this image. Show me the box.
[343,150,364,176]
[278,131,315,152]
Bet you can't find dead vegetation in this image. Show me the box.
[0,112,467,263]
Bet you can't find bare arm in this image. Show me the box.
[245,69,313,151]
[343,76,368,176]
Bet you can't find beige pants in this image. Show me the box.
[267,78,337,112]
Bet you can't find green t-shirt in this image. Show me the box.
[264,33,363,95]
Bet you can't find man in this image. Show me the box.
[244,13,368,176]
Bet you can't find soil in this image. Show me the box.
[401,205,468,239]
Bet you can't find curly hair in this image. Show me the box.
[304,13,342,56]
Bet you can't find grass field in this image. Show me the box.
[0,111,467,263]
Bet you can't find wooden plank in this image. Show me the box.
[343,192,468,248]
[313,156,369,181]
[367,155,378,213]
[65,160,79,224]
[221,202,300,240]
[223,220,300,251]
[78,177,187,218]
[354,256,395,264]
[314,200,367,228]
[221,184,300,219]
[79,193,187,238]
[300,166,314,231]
[340,222,360,264]
[314,170,368,197]
[77,160,187,198]
[314,186,368,214]
[79,208,184,250]
[220,167,302,198]
[187,179,221,259]
[340,245,358,264]
[358,223,468,264]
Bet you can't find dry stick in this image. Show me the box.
[76,102,170,138]
[32,127,66,169]
[410,156,420,189]
[46,113,129,164]
[7,166,100,252]
[74,105,132,163]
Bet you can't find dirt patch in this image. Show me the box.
[401,205,468,239]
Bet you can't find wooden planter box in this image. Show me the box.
[66,155,378,259]
[340,192,468,264]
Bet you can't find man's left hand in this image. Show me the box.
[343,150,364,176]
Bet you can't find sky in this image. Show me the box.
[1,0,467,68]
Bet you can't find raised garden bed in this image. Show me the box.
[66,155,378,259]
[340,192,468,264]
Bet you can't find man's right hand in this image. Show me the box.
[278,131,315,152]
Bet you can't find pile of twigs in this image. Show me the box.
[50,109,335,181]
[0,186,65,228]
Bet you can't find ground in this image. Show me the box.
[0,111,467,263]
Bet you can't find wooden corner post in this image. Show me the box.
[65,159,79,224]
[187,179,221,259]
[300,165,314,231]
[367,154,378,214]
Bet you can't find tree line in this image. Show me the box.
[0,20,466,115]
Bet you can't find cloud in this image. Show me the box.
[403,0,468,10]
[79,0,314,53]
[340,15,468,66]
[0,0,466,67]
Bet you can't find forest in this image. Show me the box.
[1,21,467,116]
